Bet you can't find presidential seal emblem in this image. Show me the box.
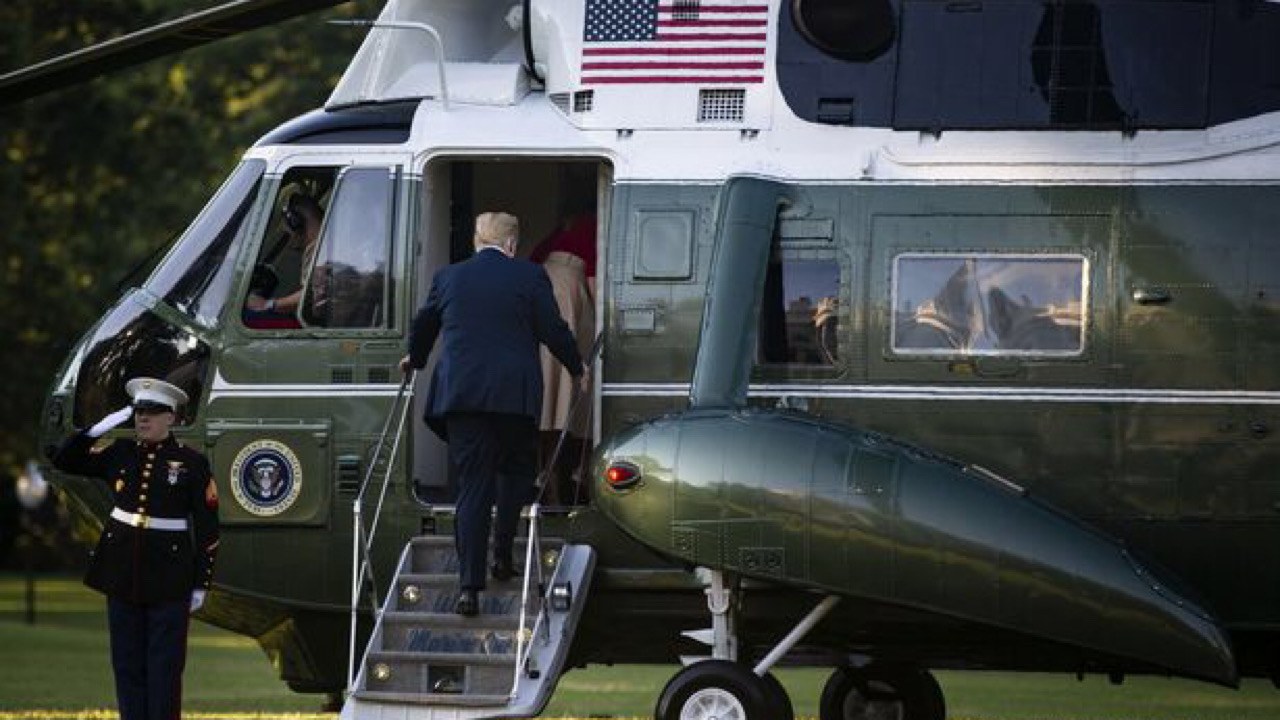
[229,440,302,516]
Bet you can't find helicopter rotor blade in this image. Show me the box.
[0,0,351,106]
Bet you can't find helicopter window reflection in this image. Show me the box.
[891,253,1087,356]
[145,159,265,327]
[302,167,395,329]
[759,255,842,366]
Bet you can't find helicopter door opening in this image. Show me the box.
[410,157,608,509]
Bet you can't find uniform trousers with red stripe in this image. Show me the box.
[106,596,189,720]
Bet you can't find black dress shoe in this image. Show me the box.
[490,559,518,582]
[454,589,479,616]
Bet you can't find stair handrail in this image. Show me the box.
[511,501,545,697]
[510,332,604,697]
[347,370,417,691]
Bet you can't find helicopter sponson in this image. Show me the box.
[594,405,1236,686]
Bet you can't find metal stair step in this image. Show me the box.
[368,650,517,665]
[381,610,521,628]
[392,575,525,613]
[408,535,566,575]
[351,689,510,707]
[363,650,516,696]
[376,611,523,655]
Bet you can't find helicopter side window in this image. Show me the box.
[300,167,396,329]
[145,159,265,327]
[241,167,339,330]
[891,253,1087,356]
[758,253,842,367]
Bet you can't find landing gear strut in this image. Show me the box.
[656,569,841,720]
[818,663,946,720]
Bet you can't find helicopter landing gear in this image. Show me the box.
[659,569,845,720]
[818,663,946,720]
[654,659,781,720]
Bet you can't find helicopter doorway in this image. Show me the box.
[410,157,608,510]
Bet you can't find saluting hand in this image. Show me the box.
[189,590,207,613]
[88,406,133,438]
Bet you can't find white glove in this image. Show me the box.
[88,406,133,438]
[190,589,207,613]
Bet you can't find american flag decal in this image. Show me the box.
[582,0,768,85]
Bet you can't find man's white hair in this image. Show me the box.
[474,211,519,248]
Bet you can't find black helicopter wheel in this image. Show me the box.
[654,660,776,720]
[760,670,796,720]
[819,664,945,720]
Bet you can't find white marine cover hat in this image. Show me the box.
[124,377,188,412]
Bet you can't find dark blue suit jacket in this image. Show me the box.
[408,248,584,438]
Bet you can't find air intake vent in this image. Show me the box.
[573,90,594,113]
[673,0,700,20]
[337,454,361,498]
[698,88,745,122]
[331,366,354,384]
[550,92,570,115]
[368,367,391,384]
[817,97,856,125]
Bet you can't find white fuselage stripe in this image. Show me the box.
[209,371,401,401]
[602,383,1280,405]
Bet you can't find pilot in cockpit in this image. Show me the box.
[243,193,324,329]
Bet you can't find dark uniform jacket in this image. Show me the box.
[54,432,220,604]
[408,248,583,438]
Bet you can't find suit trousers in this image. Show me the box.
[107,596,190,720]
[445,412,537,590]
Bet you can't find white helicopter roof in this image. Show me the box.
[316,0,1280,185]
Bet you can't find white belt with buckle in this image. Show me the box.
[110,507,188,531]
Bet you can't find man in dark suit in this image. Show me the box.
[53,377,219,720]
[401,211,585,616]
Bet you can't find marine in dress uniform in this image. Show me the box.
[53,378,219,720]
[401,212,584,616]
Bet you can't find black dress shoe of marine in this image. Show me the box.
[490,559,518,582]
[454,589,479,616]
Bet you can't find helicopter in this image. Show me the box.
[12,0,1280,718]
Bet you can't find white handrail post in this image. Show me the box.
[345,373,415,694]
[346,505,364,691]
[510,502,543,697]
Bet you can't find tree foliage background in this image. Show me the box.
[0,0,381,477]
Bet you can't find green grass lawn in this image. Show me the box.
[3,574,1280,719]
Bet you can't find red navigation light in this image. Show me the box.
[604,462,641,491]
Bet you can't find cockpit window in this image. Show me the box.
[241,165,395,331]
[241,166,339,331]
[892,253,1087,356]
[145,159,265,327]
[301,167,396,329]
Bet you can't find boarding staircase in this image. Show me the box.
[339,373,597,720]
